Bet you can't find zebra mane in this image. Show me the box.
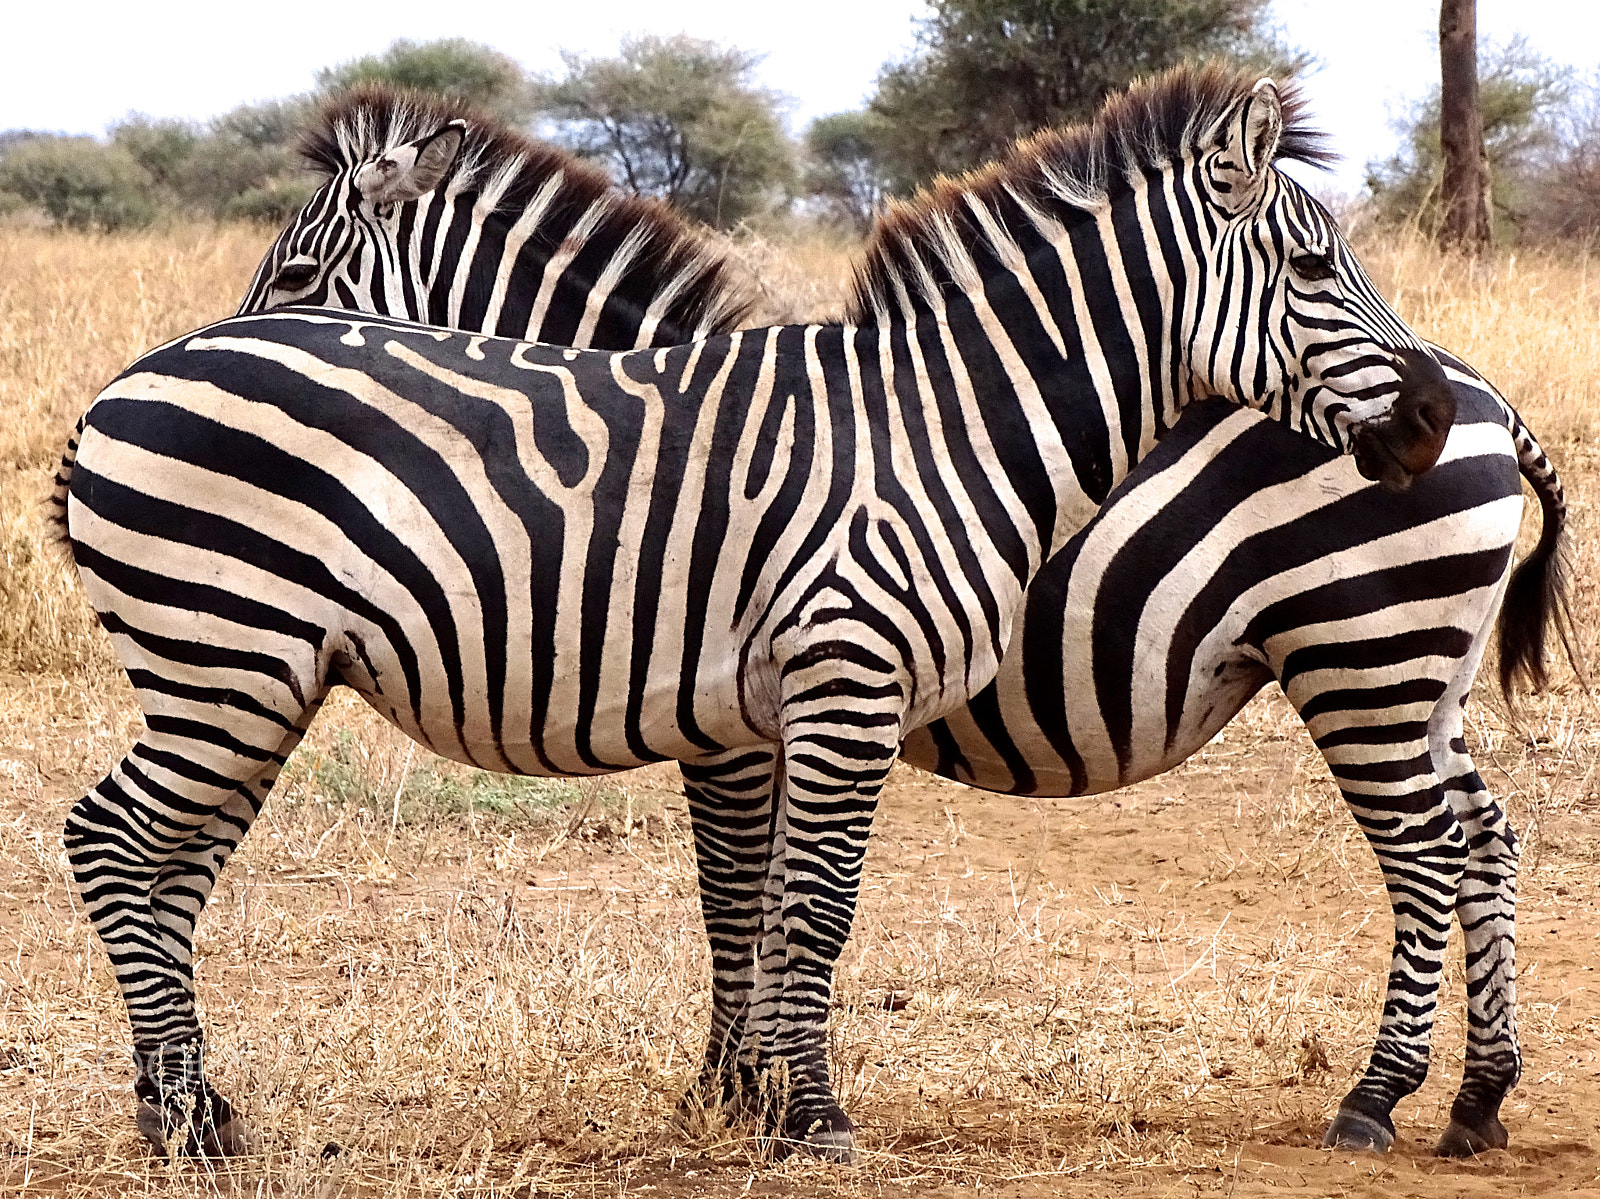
[301,84,754,337]
[845,61,1333,324]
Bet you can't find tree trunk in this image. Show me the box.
[1439,0,1491,252]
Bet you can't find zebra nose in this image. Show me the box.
[1350,348,1456,492]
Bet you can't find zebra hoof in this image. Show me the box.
[782,1106,858,1165]
[1436,1115,1508,1157]
[1322,1109,1394,1153]
[135,1101,170,1153]
[134,1098,252,1157]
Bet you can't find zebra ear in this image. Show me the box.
[355,119,467,206]
[1210,79,1282,210]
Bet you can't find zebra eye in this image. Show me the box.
[273,257,319,292]
[1290,252,1337,282]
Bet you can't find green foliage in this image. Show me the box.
[1366,39,1573,241]
[803,111,895,229]
[534,34,796,229]
[107,107,309,223]
[0,136,156,230]
[868,0,1306,191]
[317,38,533,125]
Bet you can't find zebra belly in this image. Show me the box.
[902,400,1524,797]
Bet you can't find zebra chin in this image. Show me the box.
[1350,347,1458,493]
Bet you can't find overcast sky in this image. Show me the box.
[6,0,1598,197]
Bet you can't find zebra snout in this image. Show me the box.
[1351,348,1457,492]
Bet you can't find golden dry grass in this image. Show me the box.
[0,220,1596,1198]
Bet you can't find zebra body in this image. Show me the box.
[63,68,1458,1160]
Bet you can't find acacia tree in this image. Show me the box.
[867,0,1306,191]
[1438,0,1491,251]
[533,35,795,229]
[1366,38,1569,241]
[803,111,895,229]
[316,38,534,125]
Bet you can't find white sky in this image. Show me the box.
[5,0,1598,197]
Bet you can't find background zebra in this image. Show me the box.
[59,65,1457,1161]
[226,80,1563,1157]
[237,85,752,348]
[901,360,1570,1158]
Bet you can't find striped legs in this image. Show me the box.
[680,746,781,1112]
[64,700,316,1155]
[1321,772,1468,1151]
[1435,735,1520,1156]
[744,707,895,1160]
[684,634,904,1159]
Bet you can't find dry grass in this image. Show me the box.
[0,220,1597,1197]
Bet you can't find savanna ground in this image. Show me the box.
[1,218,1599,1198]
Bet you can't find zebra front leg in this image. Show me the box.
[66,702,315,1157]
[1434,741,1519,1157]
[1322,770,1469,1152]
[679,745,780,1116]
[751,708,899,1162]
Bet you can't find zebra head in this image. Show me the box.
[238,115,464,314]
[1185,77,1455,491]
[236,86,751,348]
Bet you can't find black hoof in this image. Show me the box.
[1322,1109,1394,1153]
[782,1106,858,1165]
[1436,1115,1508,1157]
[136,1098,252,1157]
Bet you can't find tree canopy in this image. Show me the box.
[1366,38,1575,241]
[865,0,1306,191]
[532,35,794,230]
[802,111,895,229]
[316,38,534,125]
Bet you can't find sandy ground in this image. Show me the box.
[0,678,1596,1197]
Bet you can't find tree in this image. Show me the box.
[1366,39,1570,241]
[867,0,1306,191]
[317,38,533,125]
[533,35,795,229]
[0,136,156,230]
[803,112,894,229]
[108,106,313,223]
[1522,73,1600,241]
[1438,0,1491,251]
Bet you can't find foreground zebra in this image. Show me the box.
[228,88,1565,1157]
[60,66,1458,1159]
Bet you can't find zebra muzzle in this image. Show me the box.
[1351,348,1457,493]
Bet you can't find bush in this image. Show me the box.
[0,137,156,230]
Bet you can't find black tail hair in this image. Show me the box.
[1497,450,1579,704]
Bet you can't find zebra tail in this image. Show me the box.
[1496,406,1581,705]
[46,416,85,565]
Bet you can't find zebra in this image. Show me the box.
[236,84,752,347]
[893,361,1571,1159]
[60,65,1457,1160]
[217,75,1565,1160]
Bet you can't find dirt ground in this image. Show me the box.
[0,674,1596,1199]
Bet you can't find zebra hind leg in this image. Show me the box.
[1433,738,1520,1157]
[678,746,780,1122]
[1320,770,1469,1153]
[66,703,318,1157]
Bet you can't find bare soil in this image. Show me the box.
[0,677,1595,1198]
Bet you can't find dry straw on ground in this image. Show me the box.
[0,221,1597,1198]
